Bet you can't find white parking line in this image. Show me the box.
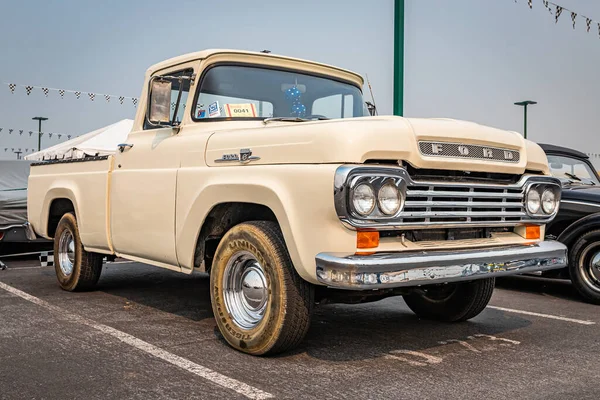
[0,281,273,400]
[487,305,596,326]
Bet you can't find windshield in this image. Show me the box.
[547,155,600,185]
[193,65,365,120]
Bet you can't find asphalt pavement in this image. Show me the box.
[0,257,598,399]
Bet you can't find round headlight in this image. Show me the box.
[352,183,376,216]
[378,182,402,215]
[541,189,557,214]
[526,188,541,214]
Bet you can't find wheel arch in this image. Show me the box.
[42,187,80,239]
[176,182,302,277]
[557,212,600,250]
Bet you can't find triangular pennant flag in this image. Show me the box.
[0,128,3,132]
[527,0,532,9]
[67,135,72,139]
[571,12,577,29]
[11,148,14,152]
[74,91,81,99]
[119,96,124,104]
[88,93,95,101]
[25,85,33,95]
[8,129,13,135]
[8,83,16,94]
[58,134,62,139]
[29,131,33,136]
[42,87,49,97]
[598,22,600,38]
[587,18,592,32]
[555,6,563,23]
[19,130,23,136]
[132,98,138,107]
[59,89,65,98]
[48,133,53,138]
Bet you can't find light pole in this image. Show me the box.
[514,100,537,139]
[32,117,48,151]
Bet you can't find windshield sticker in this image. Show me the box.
[197,109,206,118]
[224,103,257,118]
[208,101,221,118]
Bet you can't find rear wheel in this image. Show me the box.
[210,221,314,355]
[53,213,103,291]
[569,230,600,305]
[403,278,495,322]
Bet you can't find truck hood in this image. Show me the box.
[205,116,549,175]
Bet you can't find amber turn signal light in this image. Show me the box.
[525,225,541,240]
[357,231,379,249]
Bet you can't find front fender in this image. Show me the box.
[175,164,356,284]
[557,212,600,249]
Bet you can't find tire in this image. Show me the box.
[210,221,314,355]
[403,278,495,322]
[53,212,103,291]
[569,230,600,305]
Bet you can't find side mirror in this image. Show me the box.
[148,78,172,125]
[365,101,377,116]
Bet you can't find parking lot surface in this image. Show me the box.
[0,257,598,399]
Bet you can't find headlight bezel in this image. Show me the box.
[524,183,561,218]
[347,173,407,220]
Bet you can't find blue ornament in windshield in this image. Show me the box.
[285,85,305,117]
[291,102,306,117]
[285,86,302,101]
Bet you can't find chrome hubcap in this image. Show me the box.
[58,230,75,276]
[579,244,600,293]
[223,251,268,330]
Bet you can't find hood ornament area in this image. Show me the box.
[215,148,261,163]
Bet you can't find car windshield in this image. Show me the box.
[547,155,600,185]
[193,65,366,120]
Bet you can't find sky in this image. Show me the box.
[0,0,598,166]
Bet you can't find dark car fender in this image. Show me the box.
[557,211,600,249]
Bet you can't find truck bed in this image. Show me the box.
[27,156,113,254]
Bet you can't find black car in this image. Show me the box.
[540,143,600,304]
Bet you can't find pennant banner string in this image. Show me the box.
[516,0,599,34]
[1,82,138,106]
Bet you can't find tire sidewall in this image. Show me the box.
[210,225,286,355]
[53,213,83,291]
[569,231,600,303]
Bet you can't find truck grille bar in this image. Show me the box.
[401,184,525,226]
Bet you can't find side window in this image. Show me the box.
[312,94,354,118]
[145,68,193,129]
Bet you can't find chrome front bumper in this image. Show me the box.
[315,241,567,290]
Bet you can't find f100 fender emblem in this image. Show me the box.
[215,148,261,163]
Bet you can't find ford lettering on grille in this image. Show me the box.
[418,141,520,163]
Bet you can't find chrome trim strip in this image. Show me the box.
[561,200,600,209]
[316,241,568,290]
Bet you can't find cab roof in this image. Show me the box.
[146,49,364,86]
[538,143,588,159]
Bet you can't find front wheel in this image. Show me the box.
[210,221,314,356]
[403,278,495,322]
[569,230,600,305]
[54,213,103,291]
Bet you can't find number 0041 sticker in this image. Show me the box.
[224,103,257,117]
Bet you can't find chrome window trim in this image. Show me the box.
[334,165,562,230]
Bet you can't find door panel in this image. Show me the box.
[110,128,180,266]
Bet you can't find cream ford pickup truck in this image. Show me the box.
[28,49,567,355]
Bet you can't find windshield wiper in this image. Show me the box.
[565,172,582,181]
[262,116,330,124]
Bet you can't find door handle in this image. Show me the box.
[117,143,134,153]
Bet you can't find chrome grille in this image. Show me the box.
[399,182,525,227]
[418,141,520,163]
